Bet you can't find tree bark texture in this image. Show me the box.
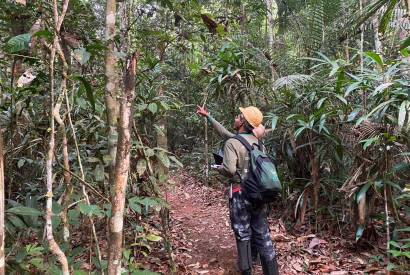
[46,37,69,275]
[105,0,120,185]
[108,52,138,275]
[44,1,70,274]
[0,129,5,275]
[265,0,278,90]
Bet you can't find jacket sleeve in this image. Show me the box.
[221,139,238,177]
[207,115,235,139]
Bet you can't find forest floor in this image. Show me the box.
[148,171,392,275]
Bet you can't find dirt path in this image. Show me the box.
[167,172,386,275]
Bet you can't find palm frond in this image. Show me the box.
[273,74,313,90]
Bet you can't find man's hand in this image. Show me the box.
[196,105,209,117]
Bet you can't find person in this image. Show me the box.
[196,105,266,265]
[196,106,279,275]
[196,106,266,139]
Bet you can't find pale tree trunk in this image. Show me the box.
[360,0,364,72]
[265,0,278,90]
[44,1,70,274]
[105,0,120,187]
[0,129,5,275]
[108,52,138,275]
[53,41,72,243]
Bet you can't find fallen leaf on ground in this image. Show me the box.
[272,234,291,242]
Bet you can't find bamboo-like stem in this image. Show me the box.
[384,184,390,261]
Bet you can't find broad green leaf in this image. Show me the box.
[33,30,53,41]
[75,76,95,111]
[400,35,410,50]
[360,136,379,150]
[169,156,183,168]
[7,33,31,53]
[146,233,162,242]
[372,82,393,96]
[316,98,327,109]
[136,103,148,112]
[139,197,162,207]
[17,159,25,168]
[156,151,170,168]
[7,215,27,229]
[334,94,347,105]
[356,99,397,126]
[136,159,147,175]
[74,47,91,65]
[356,182,371,204]
[148,103,158,114]
[78,203,104,217]
[388,241,402,248]
[6,206,42,216]
[269,115,278,131]
[294,126,307,138]
[159,101,170,111]
[128,201,142,214]
[345,82,361,97]
[400,48,409,57]
[347,108,361,122]
[364,52,383,66]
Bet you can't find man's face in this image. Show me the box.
[234,113,244,130]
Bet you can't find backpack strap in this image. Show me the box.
[233,135,254,183]
[233,134,253,152]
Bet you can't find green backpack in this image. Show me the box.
[234,135,282,204]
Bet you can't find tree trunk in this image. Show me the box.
[0,129,5,275]
[46,37,69,275]
[108,52,138,275]
[105,0,120,188]
[265,0,278,90]
[43,1,70,274]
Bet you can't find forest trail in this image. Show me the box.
[166,171,387,275]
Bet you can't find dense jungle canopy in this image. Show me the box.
[0,0,410,274]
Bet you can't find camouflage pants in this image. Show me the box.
[229,190,276,261]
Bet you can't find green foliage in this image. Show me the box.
[6,33,31,53]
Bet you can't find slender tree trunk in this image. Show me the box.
[105,0,120,188]
[53,42,72,243]
[44,1,70,274]
[265,0,278,90]
[46,37,69,275]
[108,52,138,275]
[0,129,5,275]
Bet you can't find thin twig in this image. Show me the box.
[64,87,104,271]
